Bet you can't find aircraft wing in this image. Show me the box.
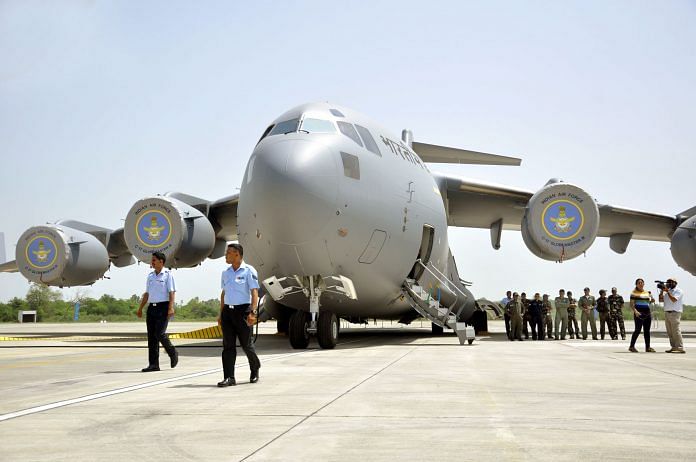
[437,173,679,242]
[209,193,239,241]
[413,142,521,166]
[0,260,18,273]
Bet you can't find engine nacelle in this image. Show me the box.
[521,181,600,261]
[124,196,216,268]
[16,225,110,286]
[671,215,696,276]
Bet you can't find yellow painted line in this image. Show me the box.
[0,350,142,370]
[0,324,223,342]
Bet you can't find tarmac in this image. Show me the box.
[0,319,695,461]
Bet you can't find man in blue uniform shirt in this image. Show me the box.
[217,243,261,387]
[136,251,178,372]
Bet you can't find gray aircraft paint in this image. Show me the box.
[1,101,694,327]
[238,103,457,319]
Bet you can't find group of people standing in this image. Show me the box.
[500,277,686,354]
[136,243,262,386]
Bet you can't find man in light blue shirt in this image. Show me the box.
[661,278,685,353]
[136,251,178,372]
[217,243,261,387]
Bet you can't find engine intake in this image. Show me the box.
[16,225,110,287]
[521,181,599,261]
[671,215,696,276]
[124,195,216,268]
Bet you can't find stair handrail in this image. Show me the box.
[415,259,468,301]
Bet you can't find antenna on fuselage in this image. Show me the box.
[0,232,6,264]
[402,129,413,148]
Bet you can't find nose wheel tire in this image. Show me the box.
[317,311,338,349]
[289,311,310,349]
[431,323,444,335]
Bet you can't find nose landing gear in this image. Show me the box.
[264,274,355,350]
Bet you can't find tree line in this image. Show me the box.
[0,284,219,322]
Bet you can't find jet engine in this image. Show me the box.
[671,215,696,276]
[521,180,600,261]
[15,225,110,287]
[124,195,216,268]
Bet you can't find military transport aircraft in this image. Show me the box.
[1,103,694,349]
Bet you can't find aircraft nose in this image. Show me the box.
[244,138,339,245]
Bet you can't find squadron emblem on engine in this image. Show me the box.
[26,235,58,269]
[33,240,52,262]
[136,211,172,248]
[143,216,165,241]
[542,200,584,240]
[550,206,575,234]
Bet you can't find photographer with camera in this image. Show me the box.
[658,278,685,354]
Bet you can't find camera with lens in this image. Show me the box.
[655,280,674,291]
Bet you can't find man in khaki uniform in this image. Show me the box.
[542,294,554,339]
[567,291,580,339]
[520,292,531,339]
[554,289,569,340]
[579,287,598,340]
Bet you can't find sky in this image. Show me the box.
[1,0,695,304]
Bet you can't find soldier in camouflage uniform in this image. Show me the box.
[506,292,524,341]
[567,291,580,339]
[596,289,614,340]
[520,292,531,339]
[579,287,598,340]
[608,287,625,340]
[542,294,554,339]
[554,289,569,340]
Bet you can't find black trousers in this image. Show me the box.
[221,305,261,378]
[531,315,544,340]
[146,303,176,367]
[504,313,511,339]
[630,310,652,349]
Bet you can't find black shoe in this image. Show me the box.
[170,350,178,369]
[250,369,259,383]
[141,366,160,372]
[217,377,236,387]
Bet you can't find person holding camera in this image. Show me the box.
[659,278,685,354]
[628,278,655,353]
[217,243,261,387]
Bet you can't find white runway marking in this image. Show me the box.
[0,367,222,422]
[0,338,369,422]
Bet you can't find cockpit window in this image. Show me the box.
[330,109,345,117]
[300,118,336,133]
[355,125,381,156]
[268,118,299,136]
[337,121,363,147]
[257,124,274,144]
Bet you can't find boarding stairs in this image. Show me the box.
[403,260,475,344]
